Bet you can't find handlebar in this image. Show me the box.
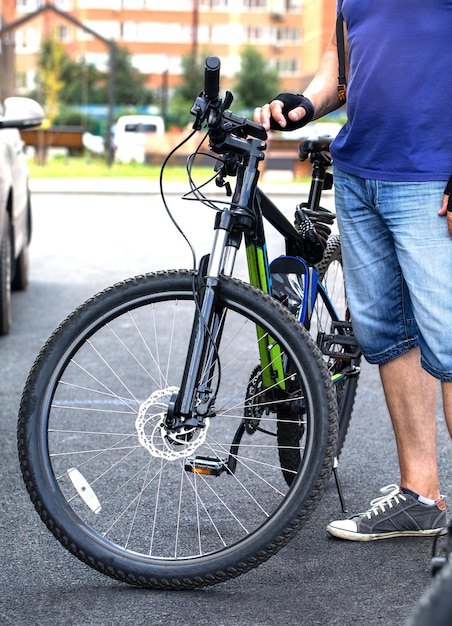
[204,56,221,101]
[190,56,267,143]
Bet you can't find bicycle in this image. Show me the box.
[17,56,360,589]
[406,523,452,625]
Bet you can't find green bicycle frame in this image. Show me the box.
[245,233,286,391]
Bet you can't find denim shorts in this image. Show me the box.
[333,166,452,381]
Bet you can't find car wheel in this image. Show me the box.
[12,194,31,291]
[0,214,12,335]
[11,243,29,291]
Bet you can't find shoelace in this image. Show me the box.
[361,484,407,520]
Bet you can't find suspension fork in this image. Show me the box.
[168,208,253,426]
[168,138,285,426]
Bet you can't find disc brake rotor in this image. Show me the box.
[135,387,209,460]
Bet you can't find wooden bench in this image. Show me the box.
[20,126,85,164]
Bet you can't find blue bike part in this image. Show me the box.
[269,256,318,325]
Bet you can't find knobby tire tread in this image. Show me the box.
[406,559,452,625]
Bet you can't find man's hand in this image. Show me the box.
[438,193,452,238]
[253,94,313,132]
[438,175,452,238]
[253,101,307,131]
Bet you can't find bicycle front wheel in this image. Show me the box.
[18,270,337,589]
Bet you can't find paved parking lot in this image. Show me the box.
[1,188,450,625]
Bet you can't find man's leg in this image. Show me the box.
[326,346,448,540]
[441,381,452,439]
[379,347,440,501]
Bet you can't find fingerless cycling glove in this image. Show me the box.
[269,93,315,131]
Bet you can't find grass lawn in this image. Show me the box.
[26,155,307,183]
[26,155,203,180]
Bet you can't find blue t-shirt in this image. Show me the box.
[331,0,452,181]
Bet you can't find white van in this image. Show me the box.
[114,114,165,163]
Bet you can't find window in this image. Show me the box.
[83,21,121,40]
[132,54,172,74]
[55,0,73,10]
[200,0,229,8]
[16,0,39,12]
[16,72,28,92]
[287,0,303,9]
[122,21,139,41]
[15,27,40,53]
[123,0,145,8]
[276,57,300,75]
[83,52,109,71]
[122,22,191,43]
[57,25,71,43]
[276,27,301,43]
[15,69,36,93]
[78,0,121,8]
[211,23,244,44]
[145,0,192,8]
[244,0,267,9]
[246,25,273,44]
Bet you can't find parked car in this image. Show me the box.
[0,97,44,335]
[113,114,165,163]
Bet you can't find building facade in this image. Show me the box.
[1,0,336,102]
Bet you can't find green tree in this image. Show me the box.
[33,35,68,124]
[59,58,102,106]
[31,41,154,110]
[169,51,206,128]
[92,46,154,106]
[233,46,280,112]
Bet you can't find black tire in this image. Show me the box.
[313,235,360,456]
[12,192,31,291]
[12,243,29,291]
[406,560,452,625]
[0,214,12,335]
[18,270,337,589]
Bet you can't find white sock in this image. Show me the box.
[418,494,436,506]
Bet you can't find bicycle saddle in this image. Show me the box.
[298,136,333,161]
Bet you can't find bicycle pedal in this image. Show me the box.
[185,456,229,477]
[331,365,361,384]
[317,321,361,359]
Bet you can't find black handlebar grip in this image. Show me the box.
[204,56,221,101]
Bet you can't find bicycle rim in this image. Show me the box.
[18,271,337,589]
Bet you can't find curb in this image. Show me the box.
[28,178,327,197]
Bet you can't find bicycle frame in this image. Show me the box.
[171,131,286,423]
[168,62,345,433]
[172,144,333,423]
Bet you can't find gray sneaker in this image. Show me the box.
[327,484,448,541]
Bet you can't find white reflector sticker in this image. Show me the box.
[67,468,102,514]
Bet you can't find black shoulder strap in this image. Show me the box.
[336,11,347,102]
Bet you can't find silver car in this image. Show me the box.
[0,97,44,335]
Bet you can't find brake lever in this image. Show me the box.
[190,92,210,131]
[222,110,267,141]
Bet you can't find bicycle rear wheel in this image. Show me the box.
[18,270,337,589]
[313,234,361,455]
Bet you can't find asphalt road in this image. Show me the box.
[1,186,451,625]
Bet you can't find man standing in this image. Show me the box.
[254,0,451,541]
